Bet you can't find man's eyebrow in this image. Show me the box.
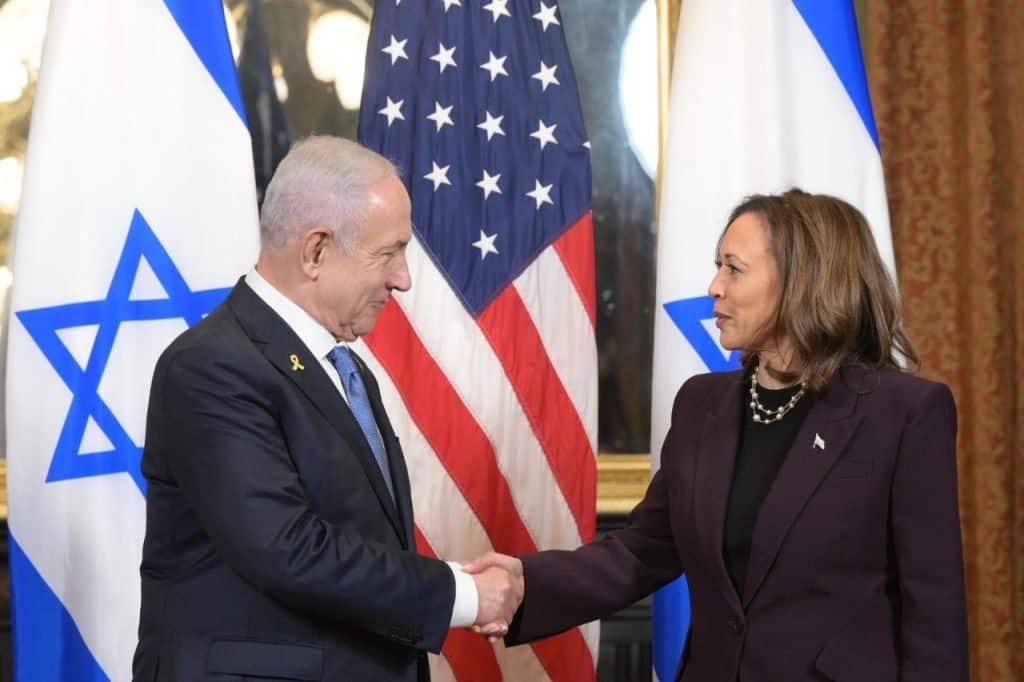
[378,238,409,251]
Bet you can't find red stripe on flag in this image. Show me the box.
[414,527,503,682]
[552,212,597,327]
[476,288,597,543]
[365,302,535,554]
[365,302,595,681]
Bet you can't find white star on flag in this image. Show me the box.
[583,140,592,149]
[477,111,506,140]
[424,161,452,190]
[426,101,455,132]
[526,179,554,208]
[480,51,509,82]
[378,97,405,126]
[530,119,558,149]
[441,0,462,12]
[472,230,499,259]
[476,170,502,199]
[531,61,560,91]
[482,0,511,23]
[532,2,560,31]
[381,35,408,65]
[356,0,601,674]
[430,43,458,72]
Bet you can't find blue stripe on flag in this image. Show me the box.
[9,535,108,682]
[163,0,247,125]
[791,0,880,150]
[652,576,691,681]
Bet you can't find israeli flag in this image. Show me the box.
[5,2,259,679]
[649,2,895,679]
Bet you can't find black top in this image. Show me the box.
[723,376,813,597]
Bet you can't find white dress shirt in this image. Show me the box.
[245,268,478,628]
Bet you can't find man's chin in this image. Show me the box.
[350,318,381,340]
[333,324,359,343]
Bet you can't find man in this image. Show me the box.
[133,136,520,681]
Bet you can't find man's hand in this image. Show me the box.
[464,553,524,641]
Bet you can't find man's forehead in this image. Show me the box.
[367,174,410,204]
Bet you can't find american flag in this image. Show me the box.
[356,0,598,679]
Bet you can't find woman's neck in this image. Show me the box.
[756,350,800,389]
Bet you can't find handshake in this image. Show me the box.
[463,553,524,641]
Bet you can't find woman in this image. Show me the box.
[468,189,968,681]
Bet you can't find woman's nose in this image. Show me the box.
[708,269,725,299]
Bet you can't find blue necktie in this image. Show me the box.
[328,346,395,502]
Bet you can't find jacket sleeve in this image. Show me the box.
[507,465,684,645]
[891,382,969,680]
[506,382,697,645]
[153,346,455,653]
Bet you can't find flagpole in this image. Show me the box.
[655,0,675,227]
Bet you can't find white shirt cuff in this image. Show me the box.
[446,561,479,628]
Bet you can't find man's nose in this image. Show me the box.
[389,256,412,292]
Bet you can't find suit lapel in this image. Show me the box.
[226,282,406,542]
[741,369,863,608]
[692,371,746,615]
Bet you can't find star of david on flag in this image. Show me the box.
[5,1,259,679]
[16,210,230,494]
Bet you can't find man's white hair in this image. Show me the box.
[259,136,399,253]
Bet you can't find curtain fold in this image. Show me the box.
[864,3,1024,680]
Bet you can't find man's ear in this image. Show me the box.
[300,228,332,280]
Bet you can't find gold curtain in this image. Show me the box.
[863,3,1024,680]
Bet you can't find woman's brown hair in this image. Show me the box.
[724,188,918,392]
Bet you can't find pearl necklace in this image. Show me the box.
[749,362,807,424]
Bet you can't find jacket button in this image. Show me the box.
[728,619,745,634]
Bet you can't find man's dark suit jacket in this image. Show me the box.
[508,365,968,681]
[132,281,454,682]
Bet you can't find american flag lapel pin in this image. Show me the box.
[813,433,826,450]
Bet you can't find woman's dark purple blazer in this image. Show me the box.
[507,364,968,681]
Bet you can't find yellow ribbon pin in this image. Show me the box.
[289,354,305,371]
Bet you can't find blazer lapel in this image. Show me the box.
[226,282,406,542]
[692,371,746,615]
[741,369,864,608]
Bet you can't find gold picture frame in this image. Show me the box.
[594,0,679,515]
